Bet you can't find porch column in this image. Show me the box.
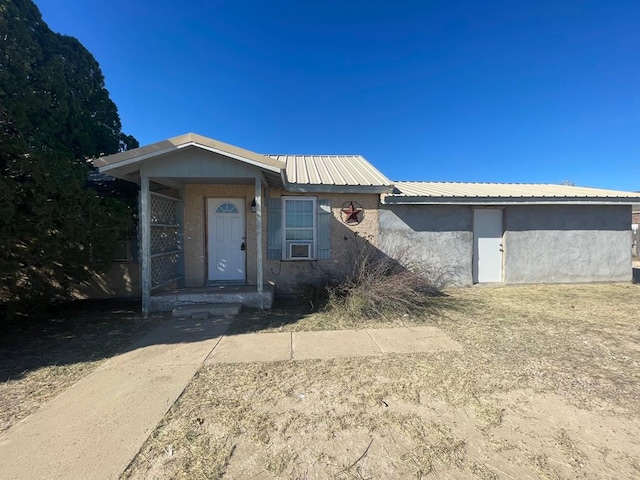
[140,175,151,316]
[255,176,264,309]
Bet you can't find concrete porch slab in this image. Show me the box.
[367,326,463,354]
[292,330,382,360]
[206,332,292,364]
[150,285,274,312]
[172,302,242,318]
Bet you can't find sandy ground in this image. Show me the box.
[122,283,640,480]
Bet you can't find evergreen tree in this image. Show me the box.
[0,0,138,319]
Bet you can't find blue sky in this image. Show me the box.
[35,0,639,190]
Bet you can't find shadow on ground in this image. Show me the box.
[0,295,316,385]
[0,289,468,384]
[225,297,320,335]
[0,300,161,383]
[0,296,314,384]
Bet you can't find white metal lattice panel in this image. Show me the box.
[148,192,183,289]
[150,226,179,255]
[150,194,178,225]
[151,254,179,288]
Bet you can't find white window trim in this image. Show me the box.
[281,196,317,260]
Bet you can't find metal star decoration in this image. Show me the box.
[341,201,363,225]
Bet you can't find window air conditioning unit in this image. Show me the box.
[289,243,312,259]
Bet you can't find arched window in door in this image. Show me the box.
[215,202,239,214]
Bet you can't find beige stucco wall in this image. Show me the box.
[265,189,380,293]
[183,184,381,292]
[72,263,141,299]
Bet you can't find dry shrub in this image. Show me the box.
[326,233,446,319]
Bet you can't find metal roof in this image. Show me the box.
[384,182,640,205]
[94,134,391,192]
[267,154,393,192]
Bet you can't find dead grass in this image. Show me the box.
[228,293,467,334]
[0,301,163,432]
[123,283,640,479]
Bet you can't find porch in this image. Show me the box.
[93,134,287,315]
[141,179,272,315]
[149,284,275,312]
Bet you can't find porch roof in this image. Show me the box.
[94,133,285,181]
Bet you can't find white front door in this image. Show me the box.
[207,198,246,282]
[473,209,503,283]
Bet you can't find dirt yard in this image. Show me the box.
[122,283,640,479]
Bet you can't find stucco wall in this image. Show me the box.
[504,205,632,283]
[265,189,381,293]
[184,185,634,289]
[72,263,141,299]
[183,184,380,292]
[378,205,474,286]
[379,203,631,286]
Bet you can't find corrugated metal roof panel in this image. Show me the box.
[267,154,392,187]
[390,182,640,199]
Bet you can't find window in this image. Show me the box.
[283,197,316,259]
[267,197,330,261]
[215,202,238,214]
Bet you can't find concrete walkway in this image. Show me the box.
[0,320,460,480]
[0,316,233,480]
[207,326,462,363]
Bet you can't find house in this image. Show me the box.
[94,133,640,314]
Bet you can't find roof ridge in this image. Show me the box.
[394,181,578,186]
[264,153,363,157]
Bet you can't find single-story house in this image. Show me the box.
[93,133,640,314]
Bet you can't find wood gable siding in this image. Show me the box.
[140,147,260,178]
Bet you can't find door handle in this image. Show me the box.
[241,242,246,251]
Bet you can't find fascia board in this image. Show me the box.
[381,196,640,206]
[98,142,282,175]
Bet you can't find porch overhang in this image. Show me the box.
[95,133,285,187]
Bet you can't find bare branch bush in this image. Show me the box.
[325,233,448,320]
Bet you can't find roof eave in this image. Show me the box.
[95,170,139,183]
[381,196,640,205]
[96,144,186,173]
[95,136,286,179]
[285,182,394,194]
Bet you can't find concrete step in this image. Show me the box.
[172,303,242,319]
